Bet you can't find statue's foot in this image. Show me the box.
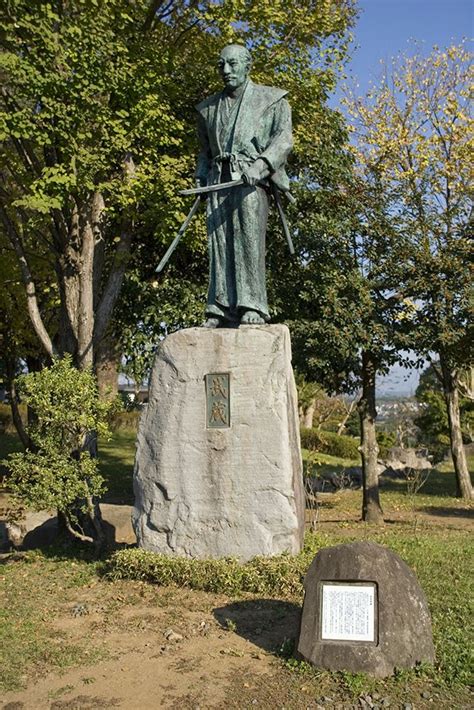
[203,317,222,328]
[240,310,265,325]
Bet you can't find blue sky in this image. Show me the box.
[339,0,472,396]
[341,0,472,99]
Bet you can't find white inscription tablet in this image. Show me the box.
[321,583,376,642]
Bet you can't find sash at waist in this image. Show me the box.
[211,153,256,183]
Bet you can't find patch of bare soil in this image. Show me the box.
[1,580,301,710]
[2,562,470,710]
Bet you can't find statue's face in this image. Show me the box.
[218,46,249,91]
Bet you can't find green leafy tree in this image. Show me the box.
[416,363,473,460]
[3,356,116,548]
[0,0,210,371]
[274,129,416,523]
[0,0,358,538]
[348,43,473,498]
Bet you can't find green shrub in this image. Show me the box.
[300,428,360,460]
[105,546,317,597]
[376,430,397,458]
[2,357,117,545]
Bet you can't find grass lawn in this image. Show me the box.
[0,428,472,707]
[99,428,137,503]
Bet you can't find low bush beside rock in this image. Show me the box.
[105,546,310,596]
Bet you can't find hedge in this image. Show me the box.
[300,427,360,460]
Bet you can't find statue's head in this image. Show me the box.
[218,44,251,91]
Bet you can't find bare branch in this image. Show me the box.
[0,205,55,359]
[142,0,167,32]
[172,17,201,52]
[156,0,175,21]
[63,513,95,545]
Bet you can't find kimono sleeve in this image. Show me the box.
[259,98,293,174]
[195,110,212,185]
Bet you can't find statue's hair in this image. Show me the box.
[220,44,252,68]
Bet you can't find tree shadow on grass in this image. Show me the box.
[380,469,459,497]
[213,599,301,654]
[99,456,134,505]
[415,505,474,520]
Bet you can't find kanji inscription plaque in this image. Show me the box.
[205,373,230,428]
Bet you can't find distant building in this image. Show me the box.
[118,380,149,405]
[377,399,421,422]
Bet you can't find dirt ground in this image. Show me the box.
[1,577,307,710]
[1,499,472,710]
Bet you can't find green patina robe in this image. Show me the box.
[195,80,292,321]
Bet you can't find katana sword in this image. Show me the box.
[179,179,296,205]
[179,178,246,197]
[155,196,201,274]
[179,179,297,254]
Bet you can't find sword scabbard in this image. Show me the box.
[155,196,202,274]
[272,184,295,256]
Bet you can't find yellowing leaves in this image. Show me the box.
[345,42,473,234]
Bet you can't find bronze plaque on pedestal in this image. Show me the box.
[205,373,230,428]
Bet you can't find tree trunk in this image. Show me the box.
[303,400,316,428]
[3,143,132,552]
[56,194,106,550]
[77,192,104,371]
[57,199,81,358]
[358,350,384,523]
[439,354,473,499]
[95,334,119,400]
[5,357,31,449]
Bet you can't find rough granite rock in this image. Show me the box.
[133,324,305,560]
[297,541,435,677]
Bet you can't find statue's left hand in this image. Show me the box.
[196,178,208,200]
[242,158,269,186]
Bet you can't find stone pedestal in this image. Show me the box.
[297,542,435,677]
[133,324,305,560]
